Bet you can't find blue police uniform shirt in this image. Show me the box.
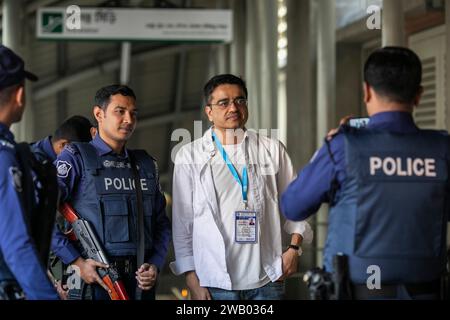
[54,134,171,270]
[0,123,59,300]
[281,111,450,283]
[281,111,431,221]
[30,136,81,265]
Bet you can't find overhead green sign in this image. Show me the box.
[37,7,233,42]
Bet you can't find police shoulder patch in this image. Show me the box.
[56,160,72,178]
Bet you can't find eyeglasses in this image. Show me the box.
[208,98,248,109]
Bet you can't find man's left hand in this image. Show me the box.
[326,115,353,141]
[279,248,298,281]
[136,263,158,291]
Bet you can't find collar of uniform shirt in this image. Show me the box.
[367,111,416,130]
[92,133,129,158]
[42,136,57,162]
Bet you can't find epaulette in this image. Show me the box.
[64,143,79,155]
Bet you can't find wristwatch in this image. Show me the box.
[287,244,303,256]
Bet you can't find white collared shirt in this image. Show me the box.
[170,128,313,290]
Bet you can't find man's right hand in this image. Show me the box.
[71,257,111,293]
[185,271,211,300]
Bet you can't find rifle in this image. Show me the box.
[59,203,130,300]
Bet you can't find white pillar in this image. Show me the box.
[3,0,34,142]
[316,0,335,145]
[245,0,262,129]
[120,42,131,85]
[230,0,246,76]
[206,0,230,81]
[245,0,278,130]
[2,0,22,50]
[258,0,278,131]
[316,0,336,267]
[286,0,315,169]
[382,0,405,47]
[286,0,317,273]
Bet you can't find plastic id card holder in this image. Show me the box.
[235,210,258,244]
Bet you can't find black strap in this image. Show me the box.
[73,142,102,175]
[15,143,58,267]
[324,138,337,165]
[14,144,34,226]
[128,150,145,300]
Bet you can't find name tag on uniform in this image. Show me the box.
[235,211,258,244]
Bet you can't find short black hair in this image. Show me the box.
[364,47,422,104]
[203,74,248,105]
[53,115,92,143]
[94,84,136,110]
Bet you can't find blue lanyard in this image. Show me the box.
[212,131,248,204]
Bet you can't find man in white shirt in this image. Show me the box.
[170,74,313,300]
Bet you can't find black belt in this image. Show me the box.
[352,280,441,299]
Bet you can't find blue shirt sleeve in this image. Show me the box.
[0,151,59,300]
[50,225,80,264]
[281,135,346,221]
[52,147,83,263]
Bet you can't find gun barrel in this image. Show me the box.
[74,220,110,265]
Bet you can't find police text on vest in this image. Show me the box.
[369,157,437,177]
[104,178,148,191]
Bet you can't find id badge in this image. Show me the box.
[235,211,258,243]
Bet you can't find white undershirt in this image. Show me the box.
[211,141,269,290]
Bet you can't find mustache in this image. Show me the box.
[119,125,133,131]
[226,112,240,120]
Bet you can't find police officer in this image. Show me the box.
[31,115,93,163]
[0,45,59,300]
[54,84,171,300]
[31,115,93,299]
[281,47,449,300]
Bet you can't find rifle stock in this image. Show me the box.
[59,203,130,300]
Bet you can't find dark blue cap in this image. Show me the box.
[0,44,38,90]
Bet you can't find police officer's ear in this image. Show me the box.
[412,86,424,108]
[363,82,371,104]
[13,85,25,107]
[90,126,97,138]
[53,139,70,156]
[93,105,105,124]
